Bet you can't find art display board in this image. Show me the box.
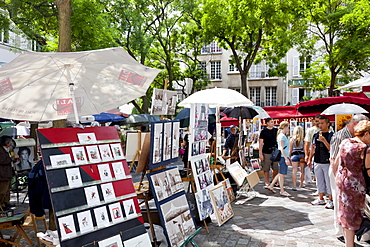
[149,120,180,169]
[188,103,215,221]
[147,167,197,247]
[151,88,178,115]
[209,183,234,226]
[37,126,146,247]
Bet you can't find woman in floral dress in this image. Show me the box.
[334,120,370,247]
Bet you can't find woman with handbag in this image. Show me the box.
[289,126,305,190]
[266,121,291,197]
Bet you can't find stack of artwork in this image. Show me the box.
[148,167,197,247]
[150,121,180,169]
[38,127,149,247]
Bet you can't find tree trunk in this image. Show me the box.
[240,71,249,99]
[55,0,72,52]
[328,67,337,97]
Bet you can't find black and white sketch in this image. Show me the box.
[111,162,126,179]
[65,167,83,188]
[98,164,113,181]
[163,122,172,161]
[98,234,123,247]
[49,154,73,167]
[152,123,163,164]
[101,183,116,202]
[108,202,124,224]
[77,210,94,234]
[122,199,136,219]
[123,233,151,247]
[172,122,180,159]
[84,185,100,206]
[13,146,34,172]
[93,206,110,228]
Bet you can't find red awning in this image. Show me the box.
[296,96,370,109]
[263,106,334,123]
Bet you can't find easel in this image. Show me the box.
[236,171,259,199]
[180,227,202,247]
[209,139,226,184]
[129,130,142,171]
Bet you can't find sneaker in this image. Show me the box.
[311,198,326,205]
[292,187,297,191]
[325,200,334,209]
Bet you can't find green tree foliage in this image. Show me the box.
[299,0,370,96]
[200,0,304,98]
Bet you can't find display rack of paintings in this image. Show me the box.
[151,88,178,115]
[149,120,180,169]
[147,167,198,247]
[37,126,150,247]
[209,183,234,226]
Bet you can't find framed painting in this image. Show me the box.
[210,183,234,226]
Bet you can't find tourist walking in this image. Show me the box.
[289,126,305,190]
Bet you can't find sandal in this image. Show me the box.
[280,191,291,197]
[266,186,276,193]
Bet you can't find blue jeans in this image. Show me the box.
[278,157,288,175]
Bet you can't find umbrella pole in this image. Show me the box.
[69,83,80,124]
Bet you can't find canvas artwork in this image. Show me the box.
[195,189,213,221]
[108,202,124,224]
[98,164,113,181]
[172,122,180,159]
[86,145,101,163]
[210,184,234,226]
[227,161,248,187]
[101,183,116,202]
[251,159,260,170]
[160,194,196,247]
[13,146,34,172]
[71,146,88,165]
[110,143,125,160]
[49,154,73,167]
[58,215,77,240]
[65,167,83,188]
[197,170,213,190]
[77,210,94,234]
[93,206,110,228]
[164,90,177,115]
[151,88,165,115]
[98,234,123,247]
[123,233,152,247]
[99,144,113,161]
[122,198,137,219]
[77,133,97,144]
[84,186,101,206]
[152,123,163,164]
[111,162,126,179]
[163,122,172,161]
[150,171,170,201]
[221,178,235,202]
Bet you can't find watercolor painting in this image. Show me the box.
[110,143,125,160]
[108,202,124,224]
[58,215,77,240]
[86,145,101,163]
[111,162,126,179]
[93,206,110,228]
[98,234,123,247]
[77,133,97,144]
[98,163,113,181]
[65,167,83,188]
[99,144,113,161]
[101,183,116,202]
[71,146,88,165]
[49,154,72,167]
[77,210,94,234]
[84,185,100,206]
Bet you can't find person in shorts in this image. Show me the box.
[259,118,279,187]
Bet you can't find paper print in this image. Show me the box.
[98,234,123,247]
[93,206,110,228]
[150,171,170,201]
[163,122,172,161]
[77,133,97,144]
[152,123,163,164]
[195,189,213,220]
[227,161,248,187]
[172,122,180,159]
[197,170,213,190]
[151,88,165,115]
[123,233,151,247]
[65,167,83,188]
[110,143,125,160]
[221,178,235,202]
[84,186,101,206]
[101,183,116,202]
[71,146,88,165]
[210,184,234,226]
[108,202,124,224]
[49,154,72,167]
[122,198,136,219]
[77,210,94,234]
[58,215,77,240]
[98,164,113,181]
[99,144,113,161]
[111,162,126,179]
[86,145,101,163]
[166,167,184,194]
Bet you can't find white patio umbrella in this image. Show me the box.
[338,76,370,89]
[321,103,369,115]
[178,87,254,108]
[252,106,270,119]
[0,47,160,122]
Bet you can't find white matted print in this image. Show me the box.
[110,143,125,160]
[98,164,113,181]
[149,171,170,202]
[101,183,116,202]
[210,183,234,226]
[163,122,172,161]
[58,215,77,240]
[93,206,110,228]
[77,210,94,234]
[65,168,83,188]
[71,146,88,165]
[84,186,100,206]
[77,133,97,144]
[98,234,123,247]
[172,122,180,159]
[166,167,184,195]
[122,199,136,219]
[160,194,196,247]
[49,154,72,167]
[123,233,151,247]
[112,162,126,179]
[108,202,124,224]
[86,145,101,163]
[99,144,113,161]
[152,123,163,164]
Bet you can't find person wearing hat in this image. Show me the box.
[222,125,238,160]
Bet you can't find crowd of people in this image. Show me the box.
[222,114,370,247]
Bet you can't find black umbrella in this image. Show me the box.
[223,106,258,119]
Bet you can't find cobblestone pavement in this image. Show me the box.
[194,167,370,247]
